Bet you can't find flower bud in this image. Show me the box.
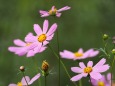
[112,49,115,54]
[19,66,25,72]
[103,34,109,40]
[42,60,49,72]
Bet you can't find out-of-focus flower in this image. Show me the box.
[60,48,99,60]
[25,20,57,53]
[39,6,71,17]
[71,58,110,82]
[8,33,46,57]
[8,73,40,86]
[103,34,109,40]
[112,36,115,44]
[91,73,111,86]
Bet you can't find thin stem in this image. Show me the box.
[56,29,60,86]
[45,76,47,86]
[79,80,82,86]
[32,57,41,86]
[89,76,93,86]
[22,72,29,86]
[47,44,77,86]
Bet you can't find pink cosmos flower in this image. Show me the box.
[25,20,57,53]
[71,58,110,82]
[91,73,111,86]
[39,6,71,17]
[8,73,40,86]
[60,48,99,60]
[8,33,46,57]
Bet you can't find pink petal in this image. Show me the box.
[60,50,74,59]
[57,6,71,12]
[107,73,111,81]
[71,74,83,82]
[87,61,93,67]
[28,73,41,85]
[41,13,50,17]
[79,62,86,69]
[51,6,55,10]
[34,24,42,35]
[71,67,83,73]
[34,43,42,53]
[27,50,35,57]
[93,58,106,68]
[93,64,110,73]
[46,34,54,41]
[46,23,57,36]
[39,10,48,15]
[21,76,30,85]
[43,41,49,46]
[8,47,21,52]
[89,50,99,57]
[78,48,83,53]
[38,46,47,53]
[90,72,102,80]
[43,20,49,34]
[56,13,62,17]
[13,39,26,46]
[25,33,36,43]
[8,84,17,86]
[15,48,27,56]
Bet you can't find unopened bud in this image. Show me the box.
[103,34,109,40]
[112,49,115,54]
[42,60,49,72]
[20,66,25,72]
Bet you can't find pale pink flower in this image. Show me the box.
[8,73,40,86]
[8,33,46,57]
[60,48,99,60]
[91,73,111,86]
[39,6,71,17]
[71,58,110,82]
[25,20,57,53]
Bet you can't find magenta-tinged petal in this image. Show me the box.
[78,48,83,53]
[87,61,93,67]
[8,84,17,86]
[43,20,49,34]
[46,23,57,36]
[71,67,83,73]
[90,72,102,80]
[107,73,111,81]
[43,41,49,46]
[93,65,110,73]
[21,76,30,85]
[60,50,74,59]
[46,34,54,41]
[25,33,36,43]
[93,58,106,68]
[90,78,98,86]
[41,13,50,17]
[89,50,99,57]
[39,10,48,15]
[13,39,26,46]
[79,62,86,69]
[34,24,42,35]
[8,47,21,52]
[38,46,47,53]
[56,13,62,17]
[57,6,71,12]
[15,48,27,56]
[51,6,55,10]
[28,73,40,85]
[34,43,42,53]
[27,50,35,57]
[71,74,83,82]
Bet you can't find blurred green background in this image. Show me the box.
[0,0,115,86]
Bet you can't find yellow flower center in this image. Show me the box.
[17,82,22,86]
[84,67,92,73]
[49,8,57,15]
[38,34,47,42]
[98,81,105,86]
[26,42,32,46]
[74,52,83,57]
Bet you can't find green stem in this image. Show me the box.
[45,76,47,86]
[32,57,41,86]
[22,72,29,86]
[79,80,82,86]
[56,29,60,86]
[48,44,77,86]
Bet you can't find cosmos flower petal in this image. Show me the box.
[34,24,42,35]
[46,23,57,36]
[34,43,42,53]
[107,73,111,81]
[71,74,83,82]
[13,39,26,46]
[89,50,99,57]
[8,47,21,52]
[43,20,49,33]
[15,48,27,56]
[46,34,54,41]
[41,13,50,17]
[93,58,106,68]
[90,72,102,80]
[87,61,93,67]
[56,13,62,17]
[79,62,86,69]
[8,84,17,86]
[38,46,47,53]
[78,48,83,53]
[71,67,83,73]
[21,76,30,85]
[27,50,35,57]
[57,6,71,12]
[28,73,41,85]
[39,10,48,15]
[43,41,49,46]
[60,50,74,59]
[25,33,36,43]
[51,6,55,10]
